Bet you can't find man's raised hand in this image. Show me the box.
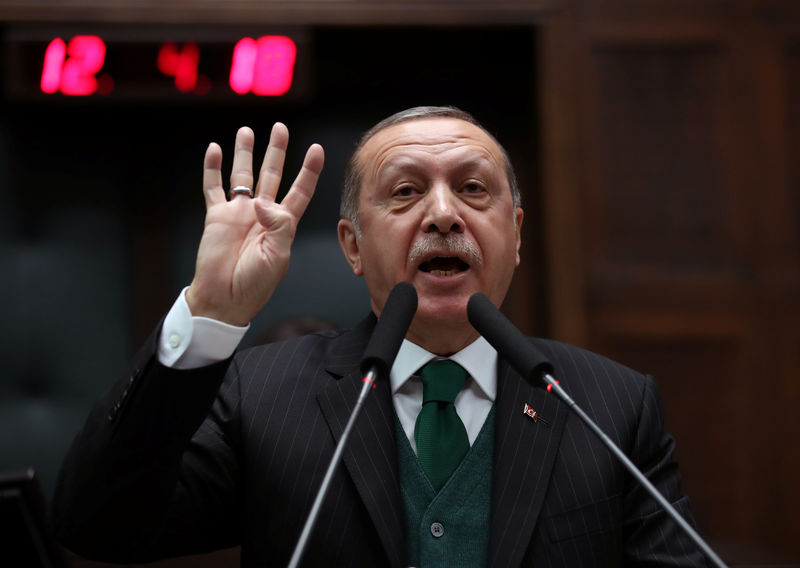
[186,123,325,326]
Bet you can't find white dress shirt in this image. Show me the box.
[390,337,497,453]
[157,288,248,369]
[158,290,498,454]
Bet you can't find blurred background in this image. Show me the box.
[0,0,798,566]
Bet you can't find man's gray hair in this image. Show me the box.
[340,106,521,232]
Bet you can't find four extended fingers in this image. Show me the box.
[202,122,323,219]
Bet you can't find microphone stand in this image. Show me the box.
[286,282,416,568]
[286,369,378,568]
[544,375,728,568]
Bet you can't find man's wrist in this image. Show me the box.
[158,287,249,369]
[185,284,252,327]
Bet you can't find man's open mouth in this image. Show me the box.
[419,257,470,276]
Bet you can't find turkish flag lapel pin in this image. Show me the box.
[523,403,549,426]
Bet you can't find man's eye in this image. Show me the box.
[393,185,416,197]
[463,182,485,194]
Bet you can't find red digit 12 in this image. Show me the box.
[41,35,107,95]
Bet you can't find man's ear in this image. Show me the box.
[337,218,363,276]
[514,207,524,266]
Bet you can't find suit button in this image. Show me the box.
[430,522,444,538]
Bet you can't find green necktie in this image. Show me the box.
[414,359,470,492]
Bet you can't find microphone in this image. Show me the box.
[466,292,554,387]
[360,281,419,381]
[288,282,417,568]
[467,292,728,568]
[467,293,573,403]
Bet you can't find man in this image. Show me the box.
[54,107,707,566]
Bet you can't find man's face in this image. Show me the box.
[338,117,523,348]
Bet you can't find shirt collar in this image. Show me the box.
[389,336,498,401]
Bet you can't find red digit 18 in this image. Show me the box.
[229,36,296,96]
[41,35,107,96]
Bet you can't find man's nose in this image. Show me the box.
[421,184,464,234]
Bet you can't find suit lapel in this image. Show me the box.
[490,357,568,567]
[316,316,405,568]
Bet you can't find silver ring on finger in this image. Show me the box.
[230,185,254,198]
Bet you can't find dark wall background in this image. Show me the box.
[0,23,538,510]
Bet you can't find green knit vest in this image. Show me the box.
[396,406,495,568]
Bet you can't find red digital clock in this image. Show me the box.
[3,25,311,101]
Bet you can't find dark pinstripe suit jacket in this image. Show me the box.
[54,314,707,567]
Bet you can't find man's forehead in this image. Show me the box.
[356,117,504,171]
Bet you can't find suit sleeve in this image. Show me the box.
[623,374,709,566]
[52,321,242,562]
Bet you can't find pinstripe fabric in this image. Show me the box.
[229,315,403,567]
[54,317,707,567]
[316,362,405,565]
[491,352,568,567]
[491,337,707,567]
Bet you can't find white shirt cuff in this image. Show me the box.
[157,287,250,369]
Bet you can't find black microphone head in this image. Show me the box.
[360,282,418,379]
[467,292,554,387]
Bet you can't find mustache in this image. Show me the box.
[409,233,482,267]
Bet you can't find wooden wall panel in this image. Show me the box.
[542,3,800,560]
[784,44,800,281]
[584,45,740,288]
